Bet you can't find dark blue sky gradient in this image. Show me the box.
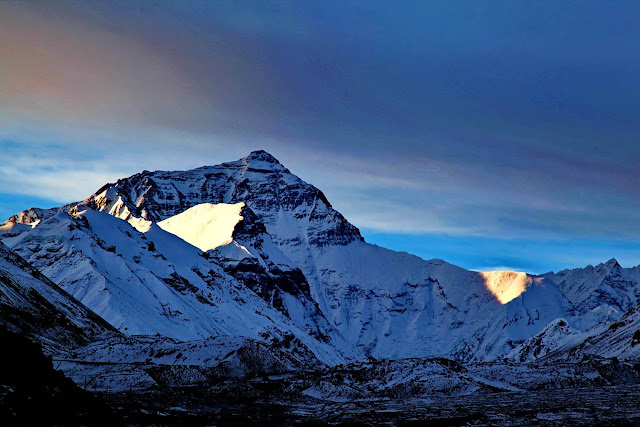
[1,1,639,272]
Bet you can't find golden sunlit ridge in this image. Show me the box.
[480,271,531,304]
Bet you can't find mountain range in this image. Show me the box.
[2,150,640,405]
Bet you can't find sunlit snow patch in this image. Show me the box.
[480,271,530,304]
[127,216,153,233]
[157,202,245,252]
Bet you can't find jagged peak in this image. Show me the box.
[214,150,289,173]
[244,150,280,164]
[605,258,621,268]
[218,150,290,175]
[594,258,622,272]
[552,258,622,275]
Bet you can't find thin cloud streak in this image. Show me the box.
[1,1,639,271]
[0,153,124,202]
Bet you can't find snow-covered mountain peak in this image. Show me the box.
[215,150,291,174]
[602,258,622,270]
[157,202,245,252]
[244,149,280,164]
[480,271,530,304]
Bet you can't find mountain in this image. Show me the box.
[0,150,634,363]
[543,259,640,330]
[508,306,640,363]
[4,150,640,424]
[500,260,640,363]
[0,208,339,392]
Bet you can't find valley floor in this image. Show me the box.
[100,384,640,426]
[50,354,640,425]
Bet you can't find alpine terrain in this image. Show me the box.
[2,151,640,423]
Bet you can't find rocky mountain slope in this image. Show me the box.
[543,259,640,329]
[0,241,116,352]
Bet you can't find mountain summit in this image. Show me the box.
[244,149,282,164]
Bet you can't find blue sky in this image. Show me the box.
[1,1,639,273]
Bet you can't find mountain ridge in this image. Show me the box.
[2,150,640,365]
[0,241,117,352]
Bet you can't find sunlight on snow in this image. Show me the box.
[157,202,245,252]
[480,271,530,304]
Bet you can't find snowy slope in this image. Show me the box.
[157,202,245,251]
[543,259,640,330]
[157,201,332,340]
[3,209,349,365]
[210,204,352,351]
[534,307,640,362]
[0,241,116,352]
[506,318,583,362]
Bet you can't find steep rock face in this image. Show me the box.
[2,151,573,361]
[0,242,116,352]
[211,205,348,350]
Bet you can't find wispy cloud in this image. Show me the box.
[0,152,121,202]
[1,1,640,270]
